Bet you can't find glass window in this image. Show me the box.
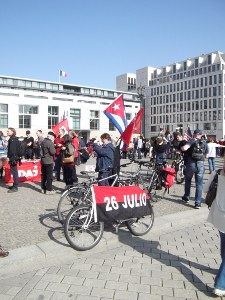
[25,81,32,87]
[19,115,31,128]
[109,120,116,131]
[48,106,59,129]
[70,108,80,130]
[0,104,8,128]
[38,82,46,89]
[90,110,99,130]
[0,104,8,113]
[19,105,38,114]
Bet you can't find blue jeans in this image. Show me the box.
[215,231,225,290]
[183,161,204,205]
[156,153,166,164]
[208,157,216,172]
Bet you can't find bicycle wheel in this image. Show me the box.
[126,204,154,236]
[64,205,104,251]
[57,186,87,223]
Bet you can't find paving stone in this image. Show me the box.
[103,259,123,267]
[83,278,106,288]
[68,284,92,296]
[141,276,162,287]
[114,290,138,300]
[105,280,127,291]
[41,274,64,283]
[77,270,99,279]
[45,282,70,293]
[0,295,14,300]
[139,293,160,300]
[128,282,150,293]
[91,264,111,273]
[151,285,173,296]
[174,288,197,299]
[34,280,49,290]
[98,272,119,281]
[119,274,140,284]
[50,292,77,300]
[26,289,54,299]
[5,286,22,296]
[61,275,85,285]
[57,268,79,276]
[162,279,184,289]
[91,287,115,298]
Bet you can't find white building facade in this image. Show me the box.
[0,76,139,143]
[116,51,225,139]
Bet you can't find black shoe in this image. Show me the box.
[194,204,201,209]
[182,196,189,203]
[8,186,14,190]
[8,188,18,193]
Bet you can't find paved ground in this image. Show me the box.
[0,157,224,299]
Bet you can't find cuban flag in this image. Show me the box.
[59,70,68,77]
[104,94,127,134]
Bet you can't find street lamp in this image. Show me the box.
[137,85,145,136]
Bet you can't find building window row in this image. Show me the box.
[151,112,220,127]
[151,74,222,96]
[150,63,223,85]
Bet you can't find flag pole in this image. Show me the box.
[59,70,61,83]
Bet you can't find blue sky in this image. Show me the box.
[0,0,224,90]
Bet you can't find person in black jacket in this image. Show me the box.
[40,132,56,195]
[7,127,19,193]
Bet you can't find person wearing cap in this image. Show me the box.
[40,131,56,195]
[181,129,209,209]
[24,130,34,159]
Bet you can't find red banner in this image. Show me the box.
[91,185,151,222]
[4,161,41,183]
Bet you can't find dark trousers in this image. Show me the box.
[10,163,19,188]
[41,164,54,191]
[25,148,33,159]
[63,164,77,186]
[54,154,62,180]
[98,170,112,186]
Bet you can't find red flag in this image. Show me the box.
[52,118,69,135]
[120,108,143,145]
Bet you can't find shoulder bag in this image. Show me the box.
[205,169,221,207]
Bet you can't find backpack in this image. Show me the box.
[16,139,27,158]
[80,149,90,163]
[191,140,206,161]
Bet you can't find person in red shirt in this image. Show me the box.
[53,128,65,181]
[69,130,80,166]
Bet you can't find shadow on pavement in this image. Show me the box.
[118,229,217,297]
[38,210,69,248]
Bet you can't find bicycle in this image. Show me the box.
[64,180,154,251]
[57,170,118,223]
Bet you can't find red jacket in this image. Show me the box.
[71,137,79,158]
[54,137,64,156]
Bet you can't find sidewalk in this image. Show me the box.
[0,206,220,299]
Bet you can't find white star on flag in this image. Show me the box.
[112,104,120,111]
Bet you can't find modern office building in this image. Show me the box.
[0,76,139,142]
[116,73,136,92]
[117,51,225,139]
